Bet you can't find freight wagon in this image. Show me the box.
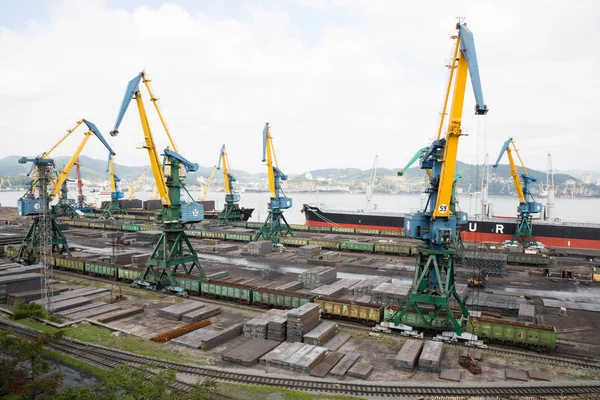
[252,287,314,309]
[507,253,552,266]
[466,316,556,350]
[201,279,254,303]
[317,297,383,326]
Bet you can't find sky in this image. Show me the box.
[0,0,598,174]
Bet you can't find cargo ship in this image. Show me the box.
[302,204,600,250]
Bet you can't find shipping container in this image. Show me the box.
[85,261,118,279]
[201,279,254,303]
[252,287,314,309]
[308,239,339,250]
[279,237,309,247]
[466,316,556,349]
[317,297,383,326]
[340,241,375,253]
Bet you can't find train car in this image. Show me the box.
[331,227,355,234]
[374,243,412,256]
[308,239,339,250]
[380,229,404,237]
[466,316,556,350]
[201,231,226,240]
[308,225,332,233]
[355,228,380,236]
[339,241,375,253]
[279,237,309,247]
[225,233,252,242]
[121,224,141,232]
[383,305,465,331]
[171,274,202,295]
[118,267,142,282]
[288,224,309,231]
[252,287,314,309]
[317,297,383,326]
[54,255,85,272]
[84,260,118,279]
[507,253,552,266]
[201,279,255,303]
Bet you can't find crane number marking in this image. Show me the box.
[438,204,448,213]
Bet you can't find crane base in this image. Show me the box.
[254,210,293,242]
[17,216,71,264]
[101,200,126,219]
[217,202,243,224]
[509,215,538,246]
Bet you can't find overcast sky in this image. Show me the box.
[1,0,598,174]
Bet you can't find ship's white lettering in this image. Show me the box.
[468,222,477,232]
[496,224,504,234]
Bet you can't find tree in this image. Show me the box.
[54,364,216,400]
[0,330,64,399]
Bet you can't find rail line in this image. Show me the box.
[2,319,600,398]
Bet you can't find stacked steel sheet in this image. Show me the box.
[311,279,360,298]
[322,333,351,351]
[0,265,43,277]
[206,271,229,279]
[371,282,411,305]
[298,267,337,289]
[357,295,372,303]
[394,340,424,371]
[287,303,321,342]
[181,305,221,322]
[296,245,321,259]
[244,309,286,339]
[267,311,290,341]
[518,304,536,322]
[65,304,121,320]
[48,297,93,312]
[221,338,282,366]
[158,301,206,321]
[275,281,303,291]
[135,231,162,244]
[321,251,341,261]
[172,324,242,350]
[418,340,444,372]
[246,241,273,255]
[347,362,374,379]
[461,251,508,277]
[330,353,361,377]
[309,352,345,378]
[260,342,328,373]
[465,291,526,316]
[0,273,42,302]
[346,277,391,296]
[303,321,338,346]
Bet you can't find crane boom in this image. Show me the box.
[217,145,235,196]
[200,165,217,202]
[128,168,147,200]
[493,138,526,204]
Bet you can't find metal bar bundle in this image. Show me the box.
[303,321,338,346]
[267,311,290,341]
[66,304,121,320]
[95,307,144,323]
[394,340,424,371]
[0,273,42,302]
[296,245,321,259]
[418,340,444,372]
[246,240,273,255]
[244,309,287,339]
[150,320,211,343]
[518,304,535,322]
[287,303,321,342]
[309,351,345,378]
[298,267,337,289]
[49,297,92,312]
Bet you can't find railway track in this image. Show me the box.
[2,319,600,398]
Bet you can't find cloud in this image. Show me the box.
[0,0,598,175]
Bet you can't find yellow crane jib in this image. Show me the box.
[217,144,239,201]
[263,123,291,210]
[199,165,217,202]
[128,168,147,200]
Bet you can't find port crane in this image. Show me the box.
[216,145,244,223]
[128,168,147,200]
[111,71,205,285]
[73,159,91,211]
[17,119,115,262]
[387,22,488,334]
[254,123,293,241]
[198,165,217,202]
[493,138,542,245]
[365,155,378,210]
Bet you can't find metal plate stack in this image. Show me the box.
[181,305,221,322]
[321,251,341,261]
[296,245,321,259]
[465,291,526,316]
[311,279,359,298]
[461,251,508,277]
[260,342,328,373]
[246,240,274,255]
[275,281,303,291]
[518,304,536,322]
[244,309,286,339]
[135,230,162,244]
[298,267,337,289]
[303,321,338,346]
[330,353,361,377]
[418,340,444,373]
[287,303,321,342]
[371,282,411,306]
[221,338,281,366]
[347,362,374,379]
[394,340,424,371]
[0,273,42,303]
[346,277,391,296]
[172,324,243,350]
[267,311,290,341]
[158,301,207,321]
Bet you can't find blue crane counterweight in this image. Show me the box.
[387,22,488,335]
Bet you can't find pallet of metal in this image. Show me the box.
[287,303,321,343]
[294,345,328,373]
[65,304,122,320]
[329,353,360,377]
[346,277,391,296]
[303,321,338,346]
[246,240,273,255]
[221,338,282,366]
[394,340,424,371]
[32,287,109,305]
[158,300,207,321]
[322,332,351,351]
[371,282,411,306]
[200,323,243,350]
[347,362,373,379]
[418,340,444,373]
[298,267,337,289]
[150,320,212,343]
[181,305,221,323]
[0,273,42,302]
[296,245,321,259]
[244,308,286,339]
[311,279,360,298]
[95,307,144,323]
[260,342,304,367]
[518,304,536,323]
